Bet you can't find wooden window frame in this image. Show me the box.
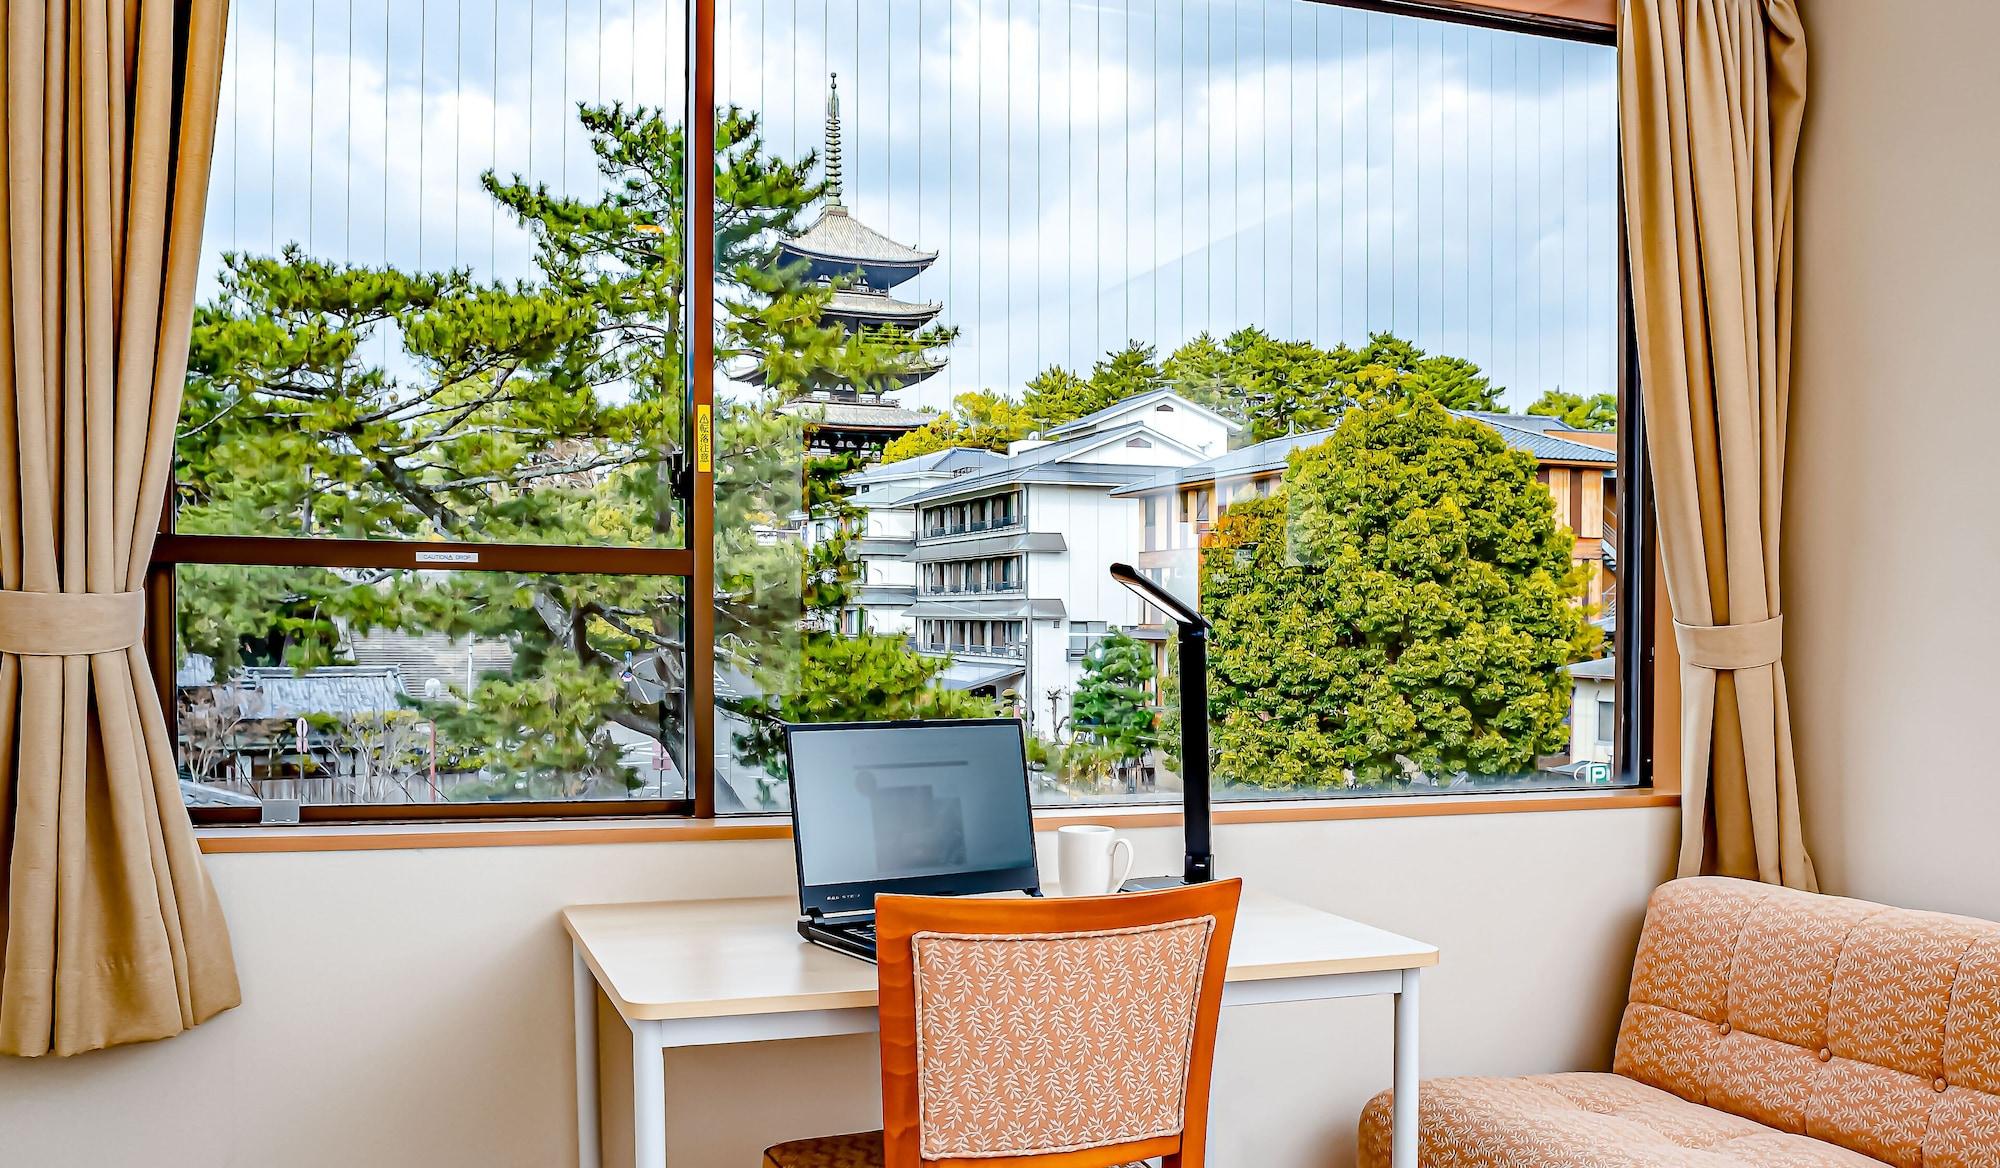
[168,0,1646,829]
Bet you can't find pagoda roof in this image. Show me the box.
[734,352,947,392]
[779,396,937,432]
[824,287,942,330]
[779,207,936,290]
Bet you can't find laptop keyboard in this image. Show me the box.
[851,923,876,941]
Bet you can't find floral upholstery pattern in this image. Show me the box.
[761,1128,1151,1168]
[1358,1073,1886,1166]
[908,916,1215,1160]
[1359,878,2000,1167]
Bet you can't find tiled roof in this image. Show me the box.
[824,287,941,325]
[236,666,408,718]
[779,398,937,429]
[780,208,936,274]
[1457,412,1617,464]
[1111,429,1335,496]
[1044,387,1245,437]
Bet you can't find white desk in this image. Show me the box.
[564,890,1437,1168]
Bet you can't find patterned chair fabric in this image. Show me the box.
[760,1129,1148,1168]
[908,917,1215,1160]
[1359,877,2000,1167]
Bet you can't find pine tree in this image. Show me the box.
[1070,629,1159,761]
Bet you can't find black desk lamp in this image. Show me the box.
[1108,562,1214,888]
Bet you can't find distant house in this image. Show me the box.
[1112,410,1620,745]
[844,392,1235,736]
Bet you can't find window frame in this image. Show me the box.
[168,0,1647,827]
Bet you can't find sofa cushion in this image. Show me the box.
[1614,878,2000,1168]
[1357,1073,1887,1167]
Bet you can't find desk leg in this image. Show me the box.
[574,947,601,1168]
[632,1019,668,1168]
[1392,967,1421,1168]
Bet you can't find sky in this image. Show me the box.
[202,0,1618,415]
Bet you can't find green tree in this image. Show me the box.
[178,101,968,797]
[1238,330,1501,442]
[1527,389,1617,431]
[1201,395,1598,790]
[1069,629,1159,760]
[879,390,1039,463]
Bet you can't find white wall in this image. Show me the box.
[1786,0,2000,918]
[0,809,1675,1168]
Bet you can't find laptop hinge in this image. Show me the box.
[802,907,874,924]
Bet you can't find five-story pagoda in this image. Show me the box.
[767,74,946,456]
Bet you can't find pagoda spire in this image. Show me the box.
[824,73,844,209]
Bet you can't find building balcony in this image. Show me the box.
[911,530,1067,562]
[919,582,1023,598]
[909,639,1027,661]
[920,515,1022,540]
[852,583,917,606]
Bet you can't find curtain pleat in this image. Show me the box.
[1,0,238,1058]
[1620,0,1815,888]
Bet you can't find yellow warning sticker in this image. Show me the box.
[696,404,713,473]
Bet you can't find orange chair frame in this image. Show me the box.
[874,878,1243,1168]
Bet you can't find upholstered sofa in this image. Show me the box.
[1360,877,2000,1166]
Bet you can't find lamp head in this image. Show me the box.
[1109,562,1209,631]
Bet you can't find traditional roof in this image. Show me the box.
[1043,387,1245,439]
[778,208,938,290]
[823,287,941,330]
[1456,411,1618,465]
[845,446,1006,483]
[778,396,937,431]
[1110,428,1336,497]
[235,666,407,718]
[895,421,1203,509]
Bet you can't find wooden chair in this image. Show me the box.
[763,878,1243,1168]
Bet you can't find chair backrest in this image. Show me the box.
[875,878,1242,1168]
[1614,876,2000,1168]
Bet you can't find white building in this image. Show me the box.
[847,392,1240,738]
[1565,655,1617,774]
[834,447,1007,637]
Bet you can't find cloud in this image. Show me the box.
[205,0,1618,412]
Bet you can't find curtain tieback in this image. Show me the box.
[0,589,147,655]
[1674,614,1784,671]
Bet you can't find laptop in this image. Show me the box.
[784,718,1042,963]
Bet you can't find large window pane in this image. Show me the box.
[176,567,687,808]
[186,0,690,549]
[712,0,1624,810]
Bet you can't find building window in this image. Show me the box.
[1068,621,1110,660]
[1597,699,1617,745]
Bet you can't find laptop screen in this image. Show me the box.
[786,719,1040,914]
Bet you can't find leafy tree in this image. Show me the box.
[1527,389,1617,432]
[1238,330,1500,442]
[880,390,1039,463]
[1201,395,1598,790]
[1069,629,1159,760]
[178,101,969,797]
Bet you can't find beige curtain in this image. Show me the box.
[0,0,239,1055]
[1620,0,1815,888]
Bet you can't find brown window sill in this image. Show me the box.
[195,790,1678,855]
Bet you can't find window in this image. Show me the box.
[711,0,1640,813]
[168,0,695,821]
[1068,622,1111,660]
[169,0,1644,823]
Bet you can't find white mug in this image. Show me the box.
[1056,824,1133,896]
